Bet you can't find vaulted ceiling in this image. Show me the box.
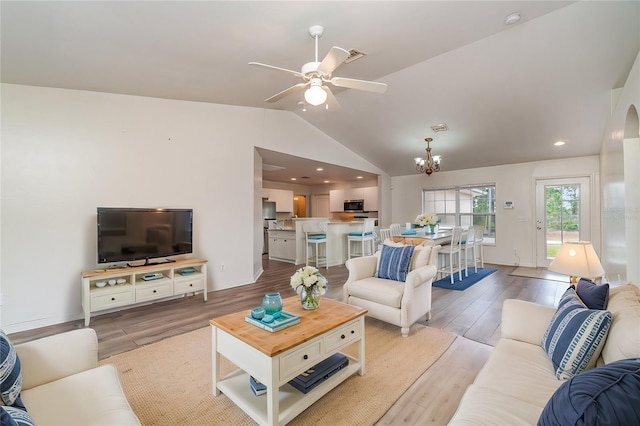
[2,1,639,184]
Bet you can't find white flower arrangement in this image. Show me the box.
[415,212,439,226]
[290,266,328,295]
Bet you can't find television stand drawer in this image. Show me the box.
[174,276,204,294]
[91,288,134,310]
[136,281,172,302]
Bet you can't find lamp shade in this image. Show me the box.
[548,241,605,280]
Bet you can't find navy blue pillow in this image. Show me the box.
[377,244,415,282]
[538,358,640,426]
[576,278,609,310]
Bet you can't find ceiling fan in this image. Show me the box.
[249,25,387,110]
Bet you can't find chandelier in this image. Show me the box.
[414,137,441,175]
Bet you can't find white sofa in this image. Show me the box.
[344,243,440,337]
[14,328,140,425]
[449,283,640,425]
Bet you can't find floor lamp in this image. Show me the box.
[548,241,605,286]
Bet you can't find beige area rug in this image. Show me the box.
[100,319,455,425]
[510,266,568,282]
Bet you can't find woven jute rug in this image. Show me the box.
[100,318,455,425]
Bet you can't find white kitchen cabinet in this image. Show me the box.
[268,230,296,263]
[265,188,294,212]
[343,188,363,201]
[329,189,345,212]
[363,186,378,211]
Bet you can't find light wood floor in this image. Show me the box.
[10,257,567,425]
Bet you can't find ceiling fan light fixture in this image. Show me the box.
[304,81,327,106]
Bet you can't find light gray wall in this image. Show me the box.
[600,51,640,285]
[0,83,387,332]
[391,156,601,268]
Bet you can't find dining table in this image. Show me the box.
[391,229,454,246]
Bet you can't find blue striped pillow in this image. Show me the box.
[376,245,415,282]
[1,330,25,410]
[541,288,612,380]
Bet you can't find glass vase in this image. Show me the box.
[261,292,283,316]
[300,285,322,310]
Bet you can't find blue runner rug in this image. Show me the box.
[433,267,497,291]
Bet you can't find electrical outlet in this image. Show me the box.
[221,264,225,272]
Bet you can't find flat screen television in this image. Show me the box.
[97,207,193,265]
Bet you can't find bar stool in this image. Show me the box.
[304,221,328,268]
[347,219,375,259]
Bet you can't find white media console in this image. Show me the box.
[81,258,208,326]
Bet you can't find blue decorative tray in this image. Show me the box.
[245,310,300,332]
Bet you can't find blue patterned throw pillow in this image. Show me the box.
[541,288,612,379]
[0,406,36,426]
[377,244,415,282]
[0,330,26,410]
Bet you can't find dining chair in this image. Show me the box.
[303,221,328,268]
[438,226,463,284]
[462,226,478,277]
[389,223,402,237]
[473,225,485,268]
[377,228,392,249]
[348,219,376,259]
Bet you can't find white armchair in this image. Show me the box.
[343,244,440,337]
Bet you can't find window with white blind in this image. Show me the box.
[421,184,496,244]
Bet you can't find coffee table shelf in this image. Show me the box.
[210,297,367,426]
[217,356,360,425]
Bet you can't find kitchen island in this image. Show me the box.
[293,218,372,267]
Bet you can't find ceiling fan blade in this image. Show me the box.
[249,62,304,78]
[322,86,341,111]
[317,46,350,76]
[330,77,388,93]
[265,82,308,103]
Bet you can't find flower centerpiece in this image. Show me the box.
[415,212,439,234]
[290,266,328,310]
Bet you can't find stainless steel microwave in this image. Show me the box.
[344,199,364,212]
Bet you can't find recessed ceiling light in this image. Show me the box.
[324,180,330,183]
[504,12,521,25]
[356,176,363,179]
[554,140,566,146]
[316,167,324,171]
[290,177,297,181]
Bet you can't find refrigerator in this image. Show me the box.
[262,201,276,254]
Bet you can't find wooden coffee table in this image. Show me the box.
[210,296,367,426]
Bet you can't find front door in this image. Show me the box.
[535,177,591,267]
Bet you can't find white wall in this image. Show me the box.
[600,52,640,285]
[391,156,600,267]
[1,83,387,332]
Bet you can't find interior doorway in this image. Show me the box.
[293,195,307,217]
[535,177,591,267]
